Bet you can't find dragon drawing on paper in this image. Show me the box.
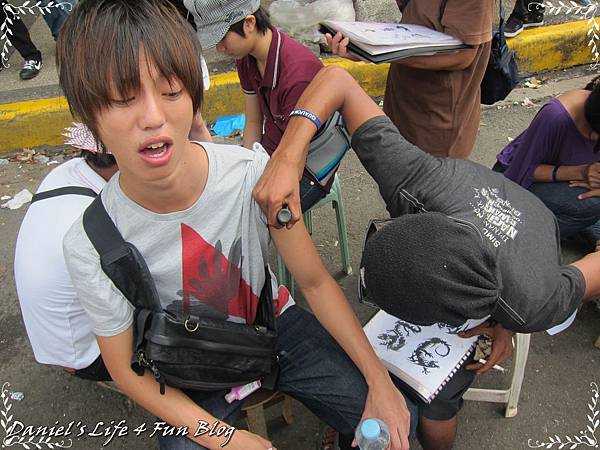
[377,320,422,351]
[409,338,452,374]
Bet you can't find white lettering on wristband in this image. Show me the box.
[289,108,322,130]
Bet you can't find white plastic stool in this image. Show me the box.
[462,333,531,418]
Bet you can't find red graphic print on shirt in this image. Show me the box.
[178,224,259,323]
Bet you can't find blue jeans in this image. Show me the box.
[528,182,600,240]
[300,175,327,212]
[157,305,420,449]
[41,0,75,41]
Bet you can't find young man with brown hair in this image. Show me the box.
[57,1,415,449]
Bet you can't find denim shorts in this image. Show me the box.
[300,175,328,212]
[158,305,420,450]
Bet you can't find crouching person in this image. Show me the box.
[58,2,415,449]
[253,65,600,449]
[15,146,116,381]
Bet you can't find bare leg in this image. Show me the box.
[418,416,457,450]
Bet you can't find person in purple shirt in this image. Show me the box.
[495,76,600,249]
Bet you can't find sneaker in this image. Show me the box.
[522,9,544,29]
[505,15,524,38]
[19,59,42,80]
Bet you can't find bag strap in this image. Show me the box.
[498,0,507,39]
[31,186,97,204]
[82,195,127,261]
[439,0,449,25]
[82,196,159,309]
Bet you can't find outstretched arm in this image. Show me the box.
[570,250,600,301]
[252,66,384,227]
[271,222,411,450]
[253,65,438,222]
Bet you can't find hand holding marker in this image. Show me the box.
[277,206,293,226]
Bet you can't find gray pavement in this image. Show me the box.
[0,0,590,104]
[0,66,599,449]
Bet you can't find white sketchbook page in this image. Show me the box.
[364,311,486,402]
[322,21,464,47]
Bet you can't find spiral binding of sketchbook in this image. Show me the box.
[363,311,486,403]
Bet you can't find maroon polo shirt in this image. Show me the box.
[236,26,324,155]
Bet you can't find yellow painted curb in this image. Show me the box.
[508,19,593,73]
[0,19,594,155]
[0,97,71,154]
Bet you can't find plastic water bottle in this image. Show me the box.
[355,418,390,450]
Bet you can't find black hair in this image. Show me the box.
[80,150,117,169]
[228,7,271,37]
[584,76,600,152]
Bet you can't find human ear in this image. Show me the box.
[243,15,257,34]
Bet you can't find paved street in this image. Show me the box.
[0,66,599,449]
[0,0,584,104]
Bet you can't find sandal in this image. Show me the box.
[316,423,339,450]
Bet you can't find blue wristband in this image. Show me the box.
[289,108,322,130]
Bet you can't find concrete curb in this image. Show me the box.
[0,19,595,155]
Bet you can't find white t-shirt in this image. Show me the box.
[15,158,106,369]
[63,143,294,338]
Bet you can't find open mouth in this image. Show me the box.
[138,137,174,166]
[140,141,171,158]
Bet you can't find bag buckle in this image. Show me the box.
[184,317,199,332]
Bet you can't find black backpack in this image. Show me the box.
[34,187,279,394]
[480,1,520,105]
[436,0,519,105]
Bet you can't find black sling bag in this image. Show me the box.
[480,1,519,104]
[45,191,279,395]
[436,0,518,105]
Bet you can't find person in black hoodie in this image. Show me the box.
[253,65,600,449]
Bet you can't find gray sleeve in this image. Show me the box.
[248,143,271,228]
[63,219,134,337]
[350,116,449,217]
[531,266,586,332]
[495,265,586,333]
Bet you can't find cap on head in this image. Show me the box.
[185,0,261,49]
[360,213,500,326]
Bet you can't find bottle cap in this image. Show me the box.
[361,419,381,440]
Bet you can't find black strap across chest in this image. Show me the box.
[31,186,97,204]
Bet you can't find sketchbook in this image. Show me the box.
[320,21,468,64]
[363,311,487,403]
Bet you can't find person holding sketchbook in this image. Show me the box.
[253,65,599,449]
[326,0,493,158]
